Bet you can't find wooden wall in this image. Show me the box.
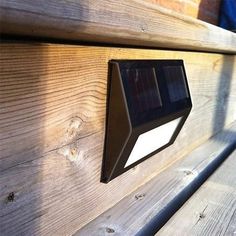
[146,0,221,25]
[1,43,236,235]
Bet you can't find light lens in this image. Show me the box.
[125,117,182,167]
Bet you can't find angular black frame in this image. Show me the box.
[101,60,192,183]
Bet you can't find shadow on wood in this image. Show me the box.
[212,55,236,143]
[0,42,47,235]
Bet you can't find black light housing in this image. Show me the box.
[101,60,192,183]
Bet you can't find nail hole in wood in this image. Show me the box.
[135,193,146,200]
[105,227,115,233]
[7,192,15,203]
[184,170,193,175]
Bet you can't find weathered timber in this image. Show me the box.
[0,0,236,53]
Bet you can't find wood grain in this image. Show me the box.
[0,43,236,235]
[158,148,236,236]
[0,0,236,53]
[76,122,236,236]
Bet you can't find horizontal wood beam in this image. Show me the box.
[0,0,236,53]
[77,122,236,235]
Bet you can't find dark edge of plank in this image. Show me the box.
[75,122,236,236]
[0,0,236,54]
[0,34,230,56]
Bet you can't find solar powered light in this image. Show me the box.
[101,60,192,183]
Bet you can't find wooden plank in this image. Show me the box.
[158,148,236,236]
[76,122,236,236]
[0,0,236,53]
[1,43,236,235]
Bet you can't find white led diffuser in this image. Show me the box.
[125,117,182,167]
